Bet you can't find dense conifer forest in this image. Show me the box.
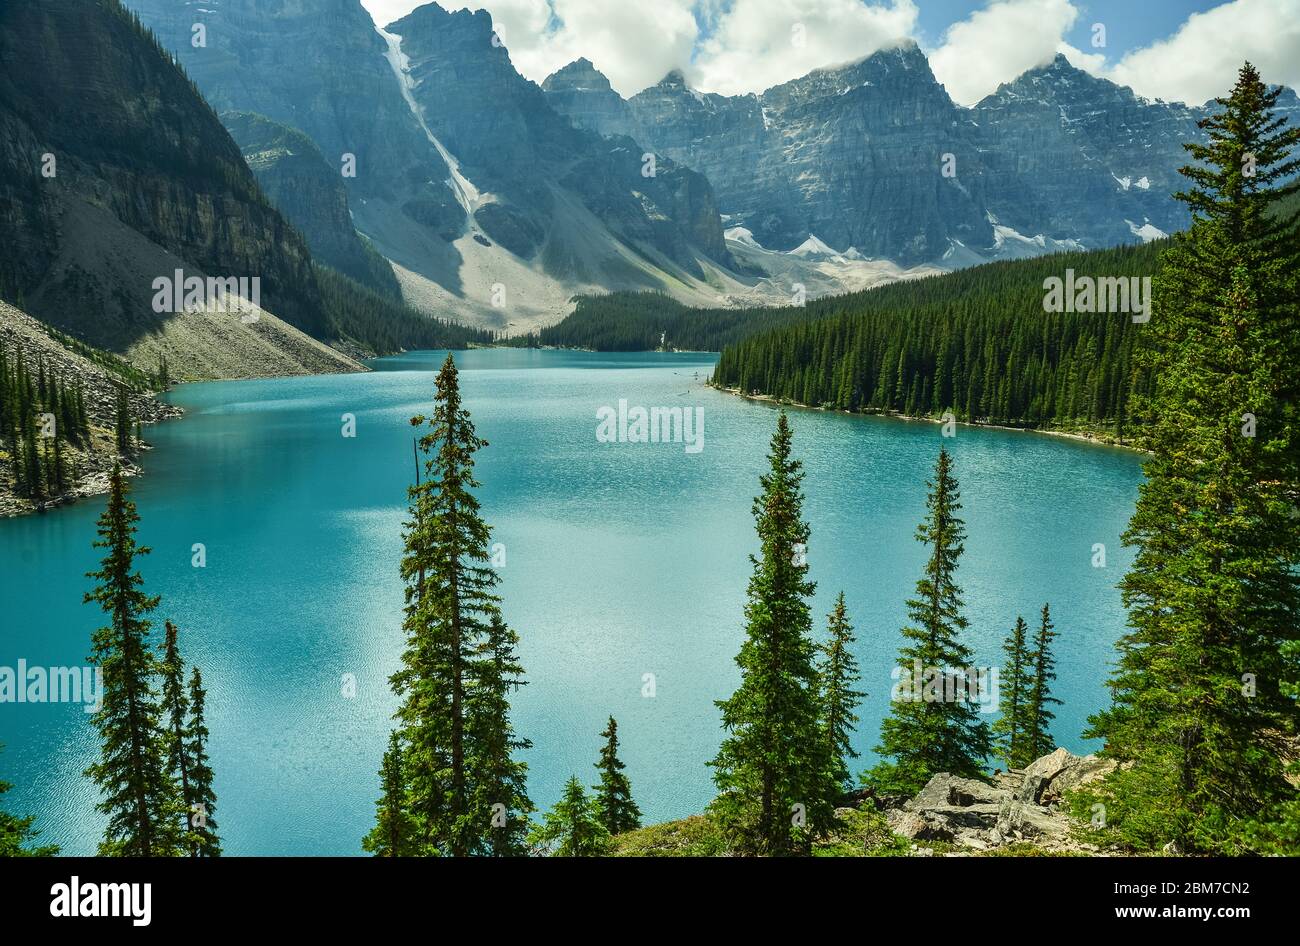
[710,244,1161,439]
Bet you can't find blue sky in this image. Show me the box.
[910,0,1221,54]
[360,0,1300,103]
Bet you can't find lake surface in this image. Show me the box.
[0,349,1144,855]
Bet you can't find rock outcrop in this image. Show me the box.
[885,748,1119,853]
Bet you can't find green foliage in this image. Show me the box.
[1085,63,1300,854]
[363,732,417,857]
[379,354,531,856]
[81,470,219,856]
[592,716,641,835]
[182,667,220,857]
[0,341,91,500]
[83,466,179,856]
[993,616,1032,770]
[609,814,728,857]
[1024,604,1061,762]
[709,412,836,854]
[817,592,865,794]
[529,776,611,857]
[866,448,991,795]
[813,807,910,857]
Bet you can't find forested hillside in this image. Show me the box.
[710,191,1300,440]
[711,243,1162,439]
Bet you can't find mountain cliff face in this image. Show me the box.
[540,58,641,141]
[0,0,358,378]
[551,44,996,264]
[545,47,1296,265]
[969,54,1204,247]
[384,4,730,274]
[122,0,734,328]
[124,0,464,239]
[221,111,401,297]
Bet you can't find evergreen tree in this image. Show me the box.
[84,465,179,856]
[817,592,865,795]
[1086,64,1300,853]
[1024,604,1061,762]
[0,744,58,856]
[468,614,533,856]
[384,354,529,856]
[183,667,220,857]
[159,621,192,849]
[867,448,991,796]
[709,412,832,854]
[528,776,610,857]
[992,616,1032,770]
[592,716,641,835]
[362,732,415,857]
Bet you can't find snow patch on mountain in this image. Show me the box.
[376,26,484,216]
[788,234,840,258]
[1127,219,1167,243]
[724,226,763,248]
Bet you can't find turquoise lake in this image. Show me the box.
[0,349,1145,855]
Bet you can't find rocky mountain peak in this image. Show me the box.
[542,58,614,93]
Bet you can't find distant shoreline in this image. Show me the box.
[711,384,1150,454]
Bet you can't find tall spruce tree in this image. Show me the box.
[1024,604,1060,762]
[709,412,832,854]
[0,744,58,856]
[817,592,865,796]
[384,354,529,856]
[1086,63,1300,853]
[867,448,990,796]
[84,465,179,856]
[528,776,610,857]
[468,614,533,856]
[159,621,192,848]
[363,732,414,857]
[992,616,1032,770]
[592,716,641,835]
[183,666,220,857]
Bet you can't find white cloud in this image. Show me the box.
[690,0,919,96]
[362,0,915,97]
[361,0,697,97]
[1097,0,1300,105]
[928,0,1080,106]
[360,0,1300,104]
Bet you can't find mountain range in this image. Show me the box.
[5,0,1297,347]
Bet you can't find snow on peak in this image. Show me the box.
[1127,219,1167,243]
[788,234,840,258]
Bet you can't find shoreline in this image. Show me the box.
[712,384,1150,454]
